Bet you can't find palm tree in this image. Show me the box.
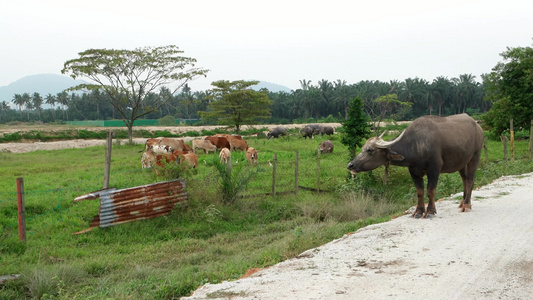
[11,94,24,117]
[430,76,453,116]
[32,92,43,121]
[56,91,69,120]
[0,101,10,122]
[45,93,56,120]
[332,80,353,119]
[452,74,478,114]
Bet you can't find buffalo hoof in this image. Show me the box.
[424,213,436,219]
[412,212,424,219]
[460,203,472,212]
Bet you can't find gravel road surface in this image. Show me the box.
[183,173,533,300]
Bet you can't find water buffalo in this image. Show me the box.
[347,114,484,218]
[319,126,334,136]
[319,140,334,154]
[301,124,321,139]
[267,126,288,139]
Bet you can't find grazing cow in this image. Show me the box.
[319,126,335,136]
[205,136,230,150]
[178,152,199,168]
[150,144,171,154]
[141,150,156,168]
[183,143,193,152]
[219,147,231,164]
[192,139,217,154]
[246,147,258,165]
[143,138,161,152]
[159,138,186,152]
[229,139,248,151]
[216,134,242,141]
[319,140,334,154]
[347,114,484,218]
[267,126,288,139]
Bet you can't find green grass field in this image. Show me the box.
[1,132,532,299]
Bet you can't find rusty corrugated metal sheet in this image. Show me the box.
[74,178,187,229]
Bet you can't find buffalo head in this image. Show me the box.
[347,131,405,174]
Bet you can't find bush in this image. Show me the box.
[158,115,177,126]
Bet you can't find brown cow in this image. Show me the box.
[219,147,231,164]
[205,136,230,150]
[229,139,248,151]
[159,138,186,152]
[144,138,161,152]
[141,150,156,168]
[246,147,258,165]
[178,152,198,168]
[192,139,217,154]
[183,143,193,152]
[216,134,242,141]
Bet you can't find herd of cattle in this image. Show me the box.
[139,124,336,174]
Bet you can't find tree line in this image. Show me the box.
[0,74,487,125]
[1,40,531,139]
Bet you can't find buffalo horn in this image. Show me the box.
[374,130,406,149]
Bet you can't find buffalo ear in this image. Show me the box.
[386,150,404,161]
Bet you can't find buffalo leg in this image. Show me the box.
[425,168,440,218]
[458,168,468,209]
[409,169,425,218]
[459,154,480,212]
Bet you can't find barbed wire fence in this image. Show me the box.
[0,149,351,243]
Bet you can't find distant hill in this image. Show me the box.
[0,74,86,103]
[251,81,292,93]
[0,74,293,105]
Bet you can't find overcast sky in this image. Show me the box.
[1,0,532,91]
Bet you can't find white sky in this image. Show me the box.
[1,0,532,91]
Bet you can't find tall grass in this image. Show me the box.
[0,132,532,299]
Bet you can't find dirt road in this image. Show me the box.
[183,173,533,300]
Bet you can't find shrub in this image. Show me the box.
[158,115,177,126]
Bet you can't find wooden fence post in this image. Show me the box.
[317,149,321,193]
[103,130,114,189]
[272,154,277,196]
[16,177,26,242]
[510,118,514,160]
[529,119,533,158]
[294,151,299,197]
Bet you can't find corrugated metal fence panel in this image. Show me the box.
[74,178,187,229]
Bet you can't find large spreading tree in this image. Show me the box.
[61,45,209,142]
[200,80,272,133]
[483,42,533,135]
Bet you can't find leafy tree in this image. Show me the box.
[200,80,272,133]
[340,97,372,158]
[366,93,412,134]
[483,43,533,136]
[61,45,209,142]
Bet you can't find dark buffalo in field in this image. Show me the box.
[319,140,334,154]
[347,114,484,218]
[301,124,321,139]
[267,126,288,139]
[319,126,334,136]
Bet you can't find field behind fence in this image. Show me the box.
[2,129,533,244]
